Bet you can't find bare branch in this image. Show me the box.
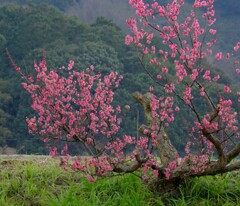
[109,153,148,173]
[202,129,226,166]
[226,143,240,162]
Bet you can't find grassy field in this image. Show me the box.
[0,155,240,206]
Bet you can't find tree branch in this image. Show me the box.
[202,128,226,166]
[109,153,148,173]
[226,143,240,162]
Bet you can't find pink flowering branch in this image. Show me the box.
[11,53,159,180]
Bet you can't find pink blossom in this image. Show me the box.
[116,105,121,113]
[215,52,222,61]
[207,49,213,54]
[168,161,177,170]
[151,46,156,54]
[89,65,94,71]
[226,53,231,59]
[224,85,231,93]
[212,75,220,82]
[162,66,168,73]
[183,87,193,104]
[49,147,57,158]
[233,46,239,51]
[200,88,205,96]
[153,170,159,177]
[209,29,216,35]
[164,83,175,93]
[157,74,162,79]
[68,60,74,70]
[149,85,154,91]
[125,34,133,45]
[86,174,97,182]
[164,168,171,180]
[151,131,157,138]
[203,70,211,81]
[234,43,240,51]
[143,129,149,135]
[175,107,180,112]
[123,135,135,144]
[158,49,163,54]
[190,69,198,80]
[143,47,148,54]
[185,142,192,154]
[125,105,130,110]
[21,82,28,89]
[146,33,153,44]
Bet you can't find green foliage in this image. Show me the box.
[0,79,13,146]
[173,172,240,206]
[76,41,122,73]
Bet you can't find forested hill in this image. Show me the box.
[0,2,238,154]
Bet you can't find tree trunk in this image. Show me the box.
[146,175,184,197]
[132,92,178,166]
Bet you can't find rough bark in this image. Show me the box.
[132,92,178,167]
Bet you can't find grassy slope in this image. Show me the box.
[0,156,240,206]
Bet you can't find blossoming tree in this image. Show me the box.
[13,0,239,194]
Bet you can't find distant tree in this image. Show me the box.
[0,79,13,146]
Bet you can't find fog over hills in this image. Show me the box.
[66,0,240,51]
[66,0,132,31]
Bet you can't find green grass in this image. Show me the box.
[0,157,240,206]
[172,173,240,206]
